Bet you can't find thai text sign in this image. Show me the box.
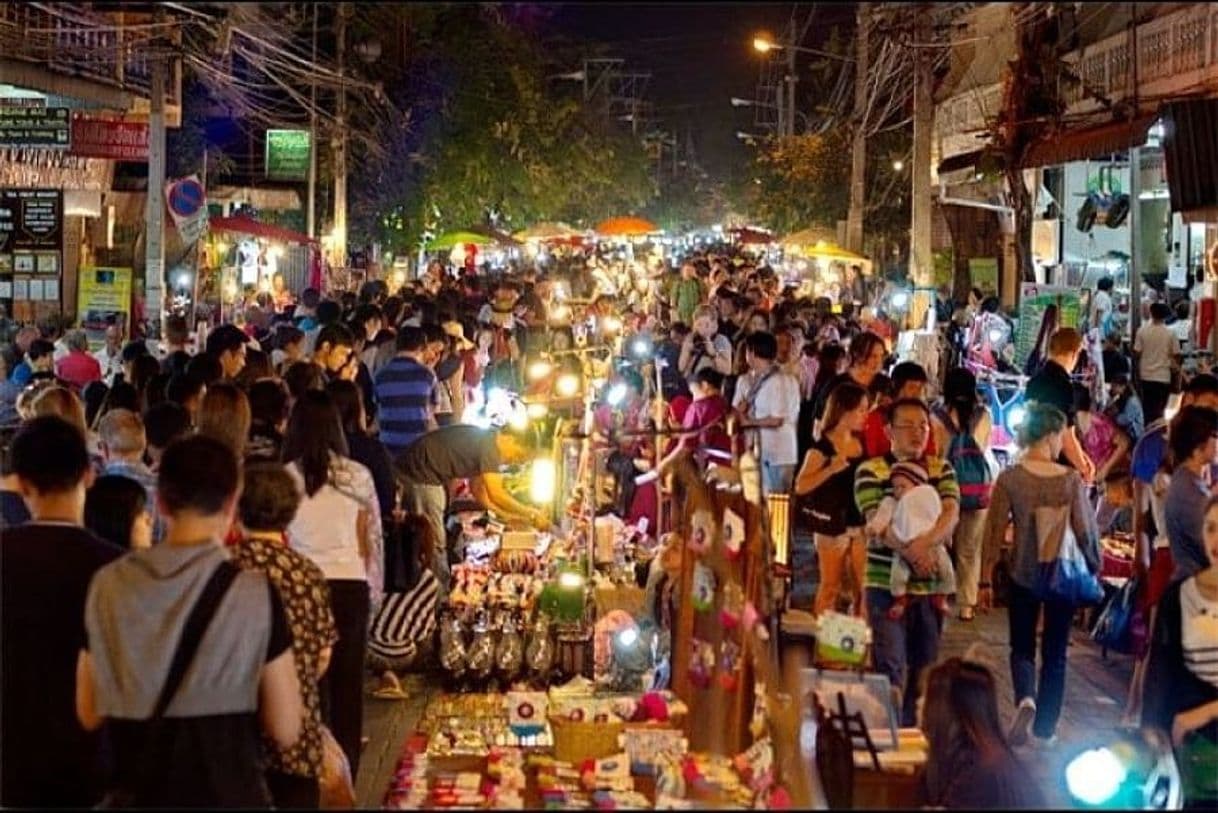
[265,129,310,181]
[70,116,149,160]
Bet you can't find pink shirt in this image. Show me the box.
[55,350,102,391]
[1080,411,1119,469]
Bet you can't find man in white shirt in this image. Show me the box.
[1134,301,1181,425]
[732,331,801,495]
[93,324,124,385]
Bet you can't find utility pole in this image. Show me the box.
[307,3,318,239]
[332,2,348,269]
[785,22,797,137]
[144,4,167,339]
[909,4,935,330]
[845,3,871,254]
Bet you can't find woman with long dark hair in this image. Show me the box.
[917,657,1043,808]
[932,367,995,621]
[794,381,870,617]
[281,390,382,780]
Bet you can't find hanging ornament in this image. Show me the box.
[718,639,742,692]
[688,638,715,689]
[691,562,716,612]
[720,582,745,630]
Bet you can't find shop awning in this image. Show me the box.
[208,215,318,245]
[1162,98,1218,217]
[1021,115,1157,169]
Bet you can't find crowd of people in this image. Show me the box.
[0,244,1215,809]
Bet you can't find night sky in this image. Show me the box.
[549,2,850,184]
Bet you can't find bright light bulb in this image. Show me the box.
[892,160,904,172]
[558,571,584,590]
[607,382,628,406]
[176,273,190,288]
[508,409,529,431]
[1065,747,1126,806]
[1006,403,1027,431]
[556,374,580,398]
[528,360,553,381]
[616,627,639,648]
[602,316,623,334]
[753,36,774,53]
[988,328,1004,344]
[891,291,910,309]
[530,457,556,504]
[526,402,549,419]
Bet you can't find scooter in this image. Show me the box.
[975,368,1029,468]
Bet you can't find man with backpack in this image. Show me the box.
[931,367,996,621]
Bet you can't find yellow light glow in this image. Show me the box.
[550,304,571,321]
[556,373,580,398]
[753,36,775,53]
[528,360,553,381]
[602,315,622,334]
[530,457,556,504]
[527,402,549,419]
[269,245,285,259]
[509,409,529,431]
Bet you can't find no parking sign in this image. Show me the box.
[164,175,208,245]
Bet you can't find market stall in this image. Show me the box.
[202,215,321,323]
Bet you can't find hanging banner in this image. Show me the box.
[77,267,133,350]
[165,175,209,246]
[70,115,149,160]
[264,128,311,181]
[1014,283,1082,367]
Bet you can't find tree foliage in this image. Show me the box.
[345,4,653,253]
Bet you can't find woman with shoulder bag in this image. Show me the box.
[981,403,1101,748]
[794,382,870,618]
[932,368,995,621]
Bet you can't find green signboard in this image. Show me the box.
[1014,284,1082,368]
[264,129,310,181]
[968,257,999,296]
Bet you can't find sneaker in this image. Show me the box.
[1008,698,1036,747]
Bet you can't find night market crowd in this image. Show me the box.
[0,245,1215,810]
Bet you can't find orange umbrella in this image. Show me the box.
[595,216,659,237]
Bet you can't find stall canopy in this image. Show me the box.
[1021,114,1156,169]
[728,226,774,245]
[513,222,583,242]
[208,215,318,245]
[596,216,659,236]
[780,226,838,248]
[427,230,499,250]
[795,240,869,263]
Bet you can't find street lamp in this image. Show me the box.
[753,35,777,53]
[892,159,905,172]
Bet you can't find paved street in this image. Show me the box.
[356,607,1135,808]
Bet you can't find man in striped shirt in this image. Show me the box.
[374,326,437,459]
[854,397,960,727]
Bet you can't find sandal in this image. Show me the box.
[372,671,409,700]
[959,606,976,622]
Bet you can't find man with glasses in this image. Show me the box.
[855,398,961,727]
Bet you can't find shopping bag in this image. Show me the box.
[319,724,356,809]
[1090,576,1138,653]
[1032,503,1103,606]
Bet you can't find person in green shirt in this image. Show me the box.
[671,262,704,326]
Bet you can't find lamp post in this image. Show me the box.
[752,34,850,138]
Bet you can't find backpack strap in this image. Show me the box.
[151,561,241,720]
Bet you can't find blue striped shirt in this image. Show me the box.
[375,356,436,457]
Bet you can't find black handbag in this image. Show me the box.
[97,562,240,808]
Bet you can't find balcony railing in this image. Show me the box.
[0,2,180,107]
[936,4,1218,161]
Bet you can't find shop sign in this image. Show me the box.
[0,188,63,253]
[1014,284,1082,367]
[264,129,310,181]
[77,267,133,350]
[69,115,149,160]
[0,101,70,148]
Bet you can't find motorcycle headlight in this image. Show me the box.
[1005,402,1027,434]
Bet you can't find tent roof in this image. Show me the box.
[208,215,317,245]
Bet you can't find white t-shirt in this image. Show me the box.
[1091,290,1112,330]
[732,366,801,465]
[1134,322,1179,383]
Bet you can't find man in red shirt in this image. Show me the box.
[54,329,102,392]
[863,361,936,459]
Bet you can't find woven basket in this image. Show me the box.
[549,715,625,763]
